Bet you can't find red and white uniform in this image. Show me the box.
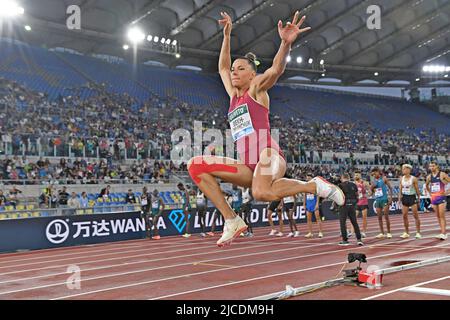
[228,91,284,171]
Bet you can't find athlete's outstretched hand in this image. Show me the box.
[219,11,232,37]
[278,11,311,44]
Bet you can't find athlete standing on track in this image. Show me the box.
[285,193,299,238]
[371,167,393,239]
[187,11,345,247]
[195,187,208,238]
[267,200,284,237]
[354,171,371,238]
[149,189,164,240]
[304,174,323,238]
[241,187,254,237]
[177,183,192,238]
[399,164,422,239]
[426,161,450,240]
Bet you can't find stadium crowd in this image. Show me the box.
[1,77,448,164]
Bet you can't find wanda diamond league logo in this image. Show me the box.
[46,219,70,244]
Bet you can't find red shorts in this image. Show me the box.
[237,136,285,172]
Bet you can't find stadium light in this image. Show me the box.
[319,59,324,65]
[445,74,448,78]
[127,27,145,44]
[422,65,449,73]
[415,78,420,82]
[308,58,313,64]
[24,25,31,31]
[374,72,379,76]
[0,1,24,17]
[165,38,171,45]
[123,44,129,50]
[147,35,153,42]
[172,40,177,46]
[321,73,326,77]
[175,53,181,59]
[287,55,292,63]
[153,36,159,43]
[296,56,302,64]
[161,37,166,44]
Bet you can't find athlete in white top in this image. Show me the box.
[285,194,300,237]
[399,164,421,239]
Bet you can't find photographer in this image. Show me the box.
[338,173,364,246]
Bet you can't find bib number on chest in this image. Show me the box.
[375,188,383,198]
[431,183,441,193]
[228,104,255,141]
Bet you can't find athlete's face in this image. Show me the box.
[354,173,361,180]
[372,171,380,179]
[231,59,256,88]
[430,163,438,173]
[402,167,411,175]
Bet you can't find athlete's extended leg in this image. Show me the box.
[251,148,344,205]
[188,156,252,220]
[188,156,253,246]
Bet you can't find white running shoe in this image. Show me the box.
[361,232,366,238]
[386,233,392,239]
[276,232,284,237]
[304,232,313,238]
[318,232,323,238]
[294,231,300,237]
[347,230,353,238]
[415,233,422,239]
[436,233,448,240]
[269,229,277,236]
[312,177,345,206]
[375,233,385,239]
[287,232,294,238]
[400,232,410,239]
[200,232,206,238]
[182,233,191,238]
[216,216,248,247]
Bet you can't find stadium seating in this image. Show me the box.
[2,40,447,134]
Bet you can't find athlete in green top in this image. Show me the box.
[370,167,393,239]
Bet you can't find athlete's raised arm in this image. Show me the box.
[253,11,311,92]
[218,12,235,98]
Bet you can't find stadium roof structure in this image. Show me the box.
[2,0,450,87]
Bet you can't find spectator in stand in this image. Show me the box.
[99,185,111,200]
[68,192,81,209]
[126,189,136,204]
[8,186,22,208]
[0,190,7,206]
[58,186,70,206]
[39,192,50,208]
[80,192,89,208]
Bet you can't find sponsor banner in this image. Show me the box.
[0,212,147,253]
[156,199,403,236]
[0,199,404,252]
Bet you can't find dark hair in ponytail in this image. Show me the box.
[238,52,258,71]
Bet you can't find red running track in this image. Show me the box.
[0,212,448,300]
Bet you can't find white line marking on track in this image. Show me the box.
[0,219,440,282]
[402,286,450,297]
[362,276,450,300]
[0,216,438,273]
[51,238,450,300]
[150,244,450,300]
